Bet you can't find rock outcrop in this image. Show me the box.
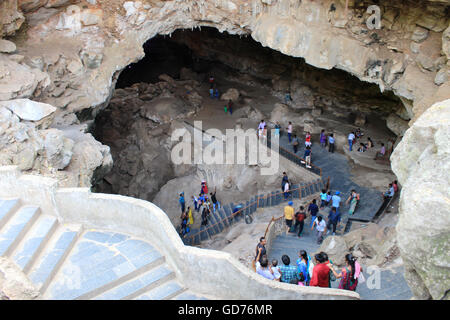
[391,99,450,300]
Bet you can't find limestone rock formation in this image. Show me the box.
[391,99,450,300]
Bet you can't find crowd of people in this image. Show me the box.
[178,180,221,237]
[254,237,364,291]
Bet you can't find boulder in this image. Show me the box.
[354,113,366,126]
[0,99,56,122]
[220,88,240,102]
[0,39,16,53]
[386,113,409,137]
[411,27,429,43]
[434,67,448,86]
[391,99,450,300]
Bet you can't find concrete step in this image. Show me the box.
[0,206,40,257]
[11,214,58,273]
[173,290,209,300]
[135,280,186,300]
[28,224,82,293]
[0,198,21,230]
[44,231,165,300]
[92,261,174,300]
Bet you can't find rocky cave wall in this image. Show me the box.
[0,0,449,299]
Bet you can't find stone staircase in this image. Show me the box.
[0,198,207,300]
[182,177,327,246]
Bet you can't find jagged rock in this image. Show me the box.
[411,27,429,43]
[316,236,349,266]
[0,99,56,122]
[354,113,366,126]
[386,114,409,137]
[391,99,450,300]
[435,67,448,86]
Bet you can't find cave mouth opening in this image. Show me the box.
[92,26,402,212]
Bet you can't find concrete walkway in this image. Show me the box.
[277,133,383,225]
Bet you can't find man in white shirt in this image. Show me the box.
[311,216,327,244]
[348,132,355,151]
[287,121,293,143]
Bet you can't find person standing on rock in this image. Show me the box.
[294,206,307,237]
[292,134,299,154]
[310,253,330,288]
[328,254,359,291]
[210,187,220,213]
[179,192,186,214]
[287,122,293,143]
[328,133,335,153]
[311,216,327,244]
[346,189,360,216]
[348,131,356,151]
[284,201,295,234]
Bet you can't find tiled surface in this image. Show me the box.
[0,199,18,223]
[135,280,183,300]
[0,206,39,255]
[13,215,57,270]
[29,228,78,288]
[46,231,163,300]
[94,264,172,300]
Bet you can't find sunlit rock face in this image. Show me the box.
[391,99,450,300]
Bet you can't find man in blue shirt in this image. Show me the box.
[308,199,319,227]
[179,192,185,214]
[327,207,341,236]
[331,191,341,215]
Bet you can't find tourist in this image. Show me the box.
[392,180,399,193]
[326,191,332,206]
[346,189,360,216]
[255,237,267,263]
[179,192,186,214]
[292,134,299,153]
[348,131,355,151]
[374,143,386,160]
[255,252,275,280]
[298,272,306,286]
[331,191,341,215]
[284,92,292,104]
[198,193,206,207]
[296,250,312,285]
[309,253,330,288]
[214,88,220,99]
[258,120,265,139]
[284,201,295,234]
[201,180,208,195]
[279,255,298,283]
[210,187,220,213]
[320,129,327,148]
[311,216,327,244]
[192,195,199,212]
[283,180,291,200]
[287,121,293,143]
[308,199,319,228]
[201,206,209,226]
[281,172,289,192]
[366,137,374,149]
[320,252,335,288]
[355,128,363,139]
[274,122,281,136]
[327,207,340,236]
[383,183,395,200]
[180,211,188,236]
[228,100,233,115]
[328,254,359,291]
[209,75,215,87]
[262,125,267,141]
[271,259,281,281]
[357,142,366,152]
[209,87,214,99]
[187,206,194,227]
[304,146,312,168]
[320,189,327,208]
[224,105,228,113]
[294,206,306,237]
[328,133,335,153]
[305,131,312,147]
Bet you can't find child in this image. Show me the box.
[271,259,281,281]
[305,132,312,147]
[320,189,327,208]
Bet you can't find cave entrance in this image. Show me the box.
[92,27,402,225]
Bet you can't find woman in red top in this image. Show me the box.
[309,253,330,287]
[328,254,359,291]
